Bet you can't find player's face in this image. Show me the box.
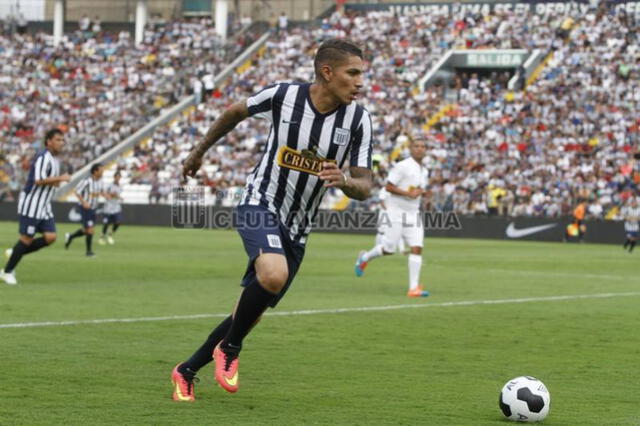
[93,168,103,179]
[47,134,65,155]
[327,55,364,104]
[409,141,427,162]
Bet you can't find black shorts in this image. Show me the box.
[80,207,97,228]
[236,204,305,308]
[19,215,56,236]
[102,213,122,225]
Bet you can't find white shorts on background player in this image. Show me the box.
[380,208,423,252]
[375,211,407,252]
[374,188,405,251]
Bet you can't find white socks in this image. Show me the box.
[408,254,422,290]
[362,245,384,262]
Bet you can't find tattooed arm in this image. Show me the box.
[182,101,249,179]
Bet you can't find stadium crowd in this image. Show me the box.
[3,4,639,220]
[424,5,640,218]
[116,4,640,218]
[0,16,260,201]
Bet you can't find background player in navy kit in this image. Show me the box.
[99,171,123,245]
[1,129,70,285]
[64,163,104,256]
[170,38,373,401]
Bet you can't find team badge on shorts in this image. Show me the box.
[267,234,282,248]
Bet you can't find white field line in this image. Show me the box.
[1,291,640,330]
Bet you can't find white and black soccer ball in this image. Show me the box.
[499,376,550,422]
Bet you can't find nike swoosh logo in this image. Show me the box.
[505,222,557,238]
[224,373,238,387]
[173,382,192,401]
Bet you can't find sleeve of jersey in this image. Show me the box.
[246,84,279,121]
[386,163,403,187]
[33,156,46,181]
[349,110,373,169]
[75,179,88,194]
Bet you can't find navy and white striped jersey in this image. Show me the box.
[621,205,640,232]
[103,183,122,214]
[239,82,373,244]
[17,149,61,220]
[75,177,104,210]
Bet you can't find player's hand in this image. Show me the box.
[182,149,203,181]
[319,162,346,188]
[407,188,423,199]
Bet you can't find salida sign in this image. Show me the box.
[466,52,525,68]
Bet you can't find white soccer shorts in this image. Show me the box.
[380,209,424,252]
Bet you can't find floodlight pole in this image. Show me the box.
[135,0,148,46]
[215,0,228,42]
[53,0,65,47]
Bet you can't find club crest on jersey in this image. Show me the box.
[333,128,350,146]
[277,145,335,175]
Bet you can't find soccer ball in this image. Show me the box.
[499,376,550,422]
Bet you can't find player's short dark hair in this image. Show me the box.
[314,38,363,79]
[90,163,102,174]
[44,128,63,146]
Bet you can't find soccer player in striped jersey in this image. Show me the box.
[1,129,70,285]
[99,171,123,245]
[64,163,104,257]
[621,198,640,253]
[170,38,373,401]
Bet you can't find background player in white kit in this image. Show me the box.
[621,197,640,253]
[99,171,123,245]
[355,138,429,297]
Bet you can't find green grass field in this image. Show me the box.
[1,221,639,425]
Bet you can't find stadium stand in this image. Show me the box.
[0,17,264,202]
[3,4,639,220]
[111,6,576,211]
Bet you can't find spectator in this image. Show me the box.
[278,12,288,33]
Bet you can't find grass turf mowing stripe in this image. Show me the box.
[1,291,639,329]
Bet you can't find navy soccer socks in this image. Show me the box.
[221,280,276,350]
[182,315,233,373]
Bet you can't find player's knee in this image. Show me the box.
[382,242,396,254]
[410,246,422,255]
[44,234,57,245]
[256,268,288,293]
[19,235,34,245]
